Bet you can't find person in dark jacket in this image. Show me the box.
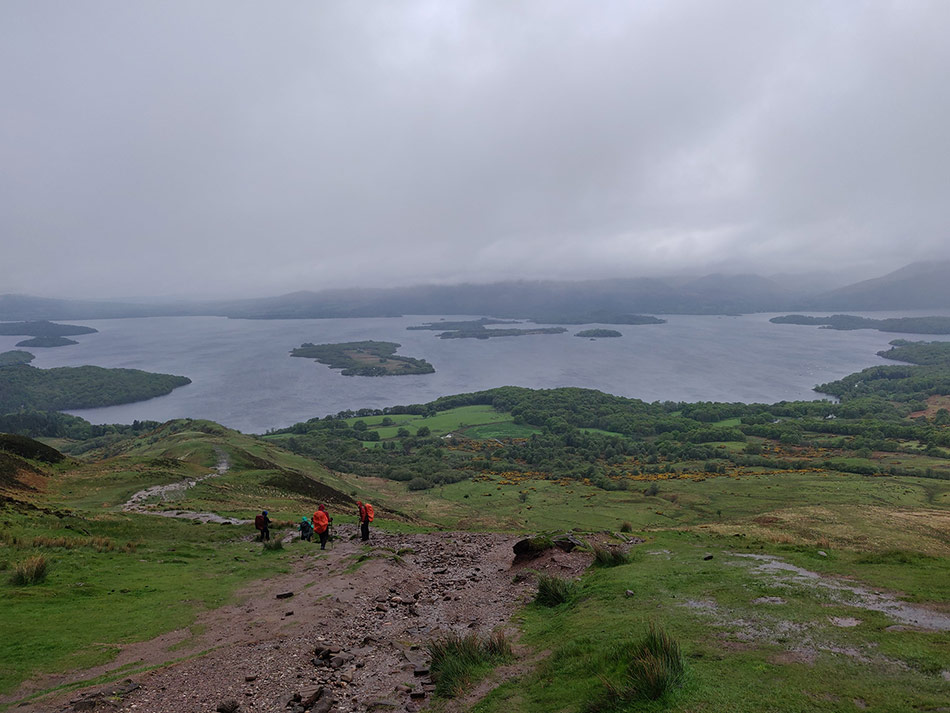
[299,516,313,542]
[254,510,271,541]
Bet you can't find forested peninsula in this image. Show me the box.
[291,341,435,376]
[0,320,97,337]
[771,314,950,334]
[0,355,191,412]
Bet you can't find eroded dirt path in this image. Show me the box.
[122,449,248,525]
[9,527,590,713]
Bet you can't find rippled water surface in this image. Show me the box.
[3,313,945,433]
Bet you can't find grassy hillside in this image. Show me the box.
[0,422,373,699]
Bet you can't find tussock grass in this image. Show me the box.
[535,573,578,606]
[2,533,120,552]
[262,539,283,552]
[601,623,684,704]
[426,631,513,697]
[10,555,48,586]
[619,521,633,533]
[591,544,632,567]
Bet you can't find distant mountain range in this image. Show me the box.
[2,261,949,322]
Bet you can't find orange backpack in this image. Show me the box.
[313,510,329,534]
[364,503,374,522]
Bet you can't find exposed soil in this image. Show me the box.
[7,528,592,713]
[682,551,950,672]
[122,450,249,525]
[731,553,950,631]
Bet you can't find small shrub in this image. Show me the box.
[10,555,48,585]
[262,539,284,552]
[619,521,633,533]
[427,631,513,697]
[535,573,578,606]
[591,544,631,567]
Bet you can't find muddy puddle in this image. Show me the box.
[732,553,950,632]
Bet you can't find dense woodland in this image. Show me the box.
[264,340,950,492]
[0,358,191,413]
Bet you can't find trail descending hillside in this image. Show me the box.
[9,527,589,713]
[121,448,249,524]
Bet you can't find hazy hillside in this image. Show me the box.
[807,260,950,310]
[2,263,948,321]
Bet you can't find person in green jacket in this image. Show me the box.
[299,516,313,542]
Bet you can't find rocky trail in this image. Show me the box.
[10,527,592,713]
[121,450,249,525]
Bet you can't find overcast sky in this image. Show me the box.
[2,1,949,299]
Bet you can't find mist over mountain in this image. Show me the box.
[804,260,950,311]
[2,262,947,323]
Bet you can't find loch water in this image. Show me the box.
[3,313,947,434]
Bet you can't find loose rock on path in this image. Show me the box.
[10,526,592,713]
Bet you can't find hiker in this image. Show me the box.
[313,504,331,550]
[357,500,373,541]
[255,510,271,542]
[299,516,313,542]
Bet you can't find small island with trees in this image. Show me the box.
[407,317,521,331]
[533,312,666,325]
[575,329,622,338]
[408,317,567,339]
[770,314,950,334]
[15,336,79,348]
[437,326,568,339]
[291,341,435,376]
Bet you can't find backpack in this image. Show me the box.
[254,514,266,530]
[364,503,374,522]
[313,510,329,534]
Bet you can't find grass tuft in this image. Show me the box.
[426,631,513,697]
[619,521,633,533]
[591,543,632,567]
[602,623,685,704]
[262,539,283,552]
[535,573,578,607]
[10,555,49,586]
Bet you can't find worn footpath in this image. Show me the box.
[12,526,590,713]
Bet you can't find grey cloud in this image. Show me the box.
[1,0,948,298]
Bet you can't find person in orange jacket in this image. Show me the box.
[357,500,371,541]
[313,504,331,550]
